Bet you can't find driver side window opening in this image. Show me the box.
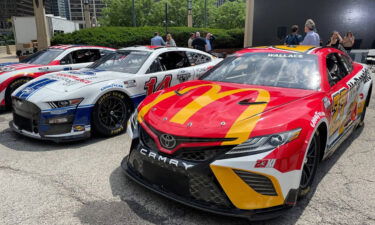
[61,49,101,65]
[157,51,191,71]
[326,53,350,86]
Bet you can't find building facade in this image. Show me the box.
[69,0,106,28]
[0,0,53,30]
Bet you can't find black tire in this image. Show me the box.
[299,133,320,197]
[5,78,32,109]
[92,92,130,137]
[358,91,371,127]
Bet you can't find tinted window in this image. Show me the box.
[147,58,165,73]
[62,49,101,64]
[89,50,151,74]
[326,53,348,86]
[187,52,211,65]
[201,53,320,90]
[21,49,64,65]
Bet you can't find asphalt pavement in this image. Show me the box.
[0,55,375,225]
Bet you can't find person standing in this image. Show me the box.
[327,31,343,48]
[151,32,166,46]
[284,25,303,45]
[342,31,355,51]
[205,33,215,52]
[166,33,176,47]
[192,32,207,52]
[301,19,320,46]
[188,33,195,48]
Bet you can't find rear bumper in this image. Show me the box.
[121,155,292,221]
[10,120,90,142]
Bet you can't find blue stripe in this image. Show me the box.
[15,78,57,99]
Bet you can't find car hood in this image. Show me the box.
[0,63,42,75]
[13,69,133,100]
[141,80,316,139]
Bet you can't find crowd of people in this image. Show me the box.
[284,19,356,52]
[150,31,216,52]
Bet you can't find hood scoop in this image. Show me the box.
[238,99,268,105]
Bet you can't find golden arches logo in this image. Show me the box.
[138,83,270,145]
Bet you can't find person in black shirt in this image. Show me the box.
[192,32,207,52]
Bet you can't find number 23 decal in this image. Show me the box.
[145,75,172,96]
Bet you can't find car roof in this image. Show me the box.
[117,46,207,54]
[49,45,115,51]
[236,45,340,56]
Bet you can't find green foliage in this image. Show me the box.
[100,0,246,29]
[51,26,244,49]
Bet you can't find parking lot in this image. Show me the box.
[0,53,375,225]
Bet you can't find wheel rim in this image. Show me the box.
[98,96,127,130]
[300,136,318,189]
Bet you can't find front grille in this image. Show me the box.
[128,149,233,208]
[174,146,233,162]
[13,113,33,132]
[140,125,158,150]
[234,170,277,196]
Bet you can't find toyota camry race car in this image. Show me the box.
[0,45,115,110]
[9,46,221,141]
[123,45,373,220]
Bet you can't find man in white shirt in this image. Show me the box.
[301,19,320,46]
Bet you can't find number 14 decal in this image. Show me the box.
[145,75,172,96]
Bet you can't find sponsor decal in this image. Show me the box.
[255,159,276,168]
[347,68,371,89]
[323,97,331,109]
[139,148,194,170]
[124,80,137,88]
[310,111,325,128]
[100,83,124,91]
[177,72,191,83]
[55,73,92,84]
[267,53,303,58]
[70,70,100,76]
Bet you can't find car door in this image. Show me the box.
[326,52,359,146]
[142,50,195,96]
[60,49,102,70]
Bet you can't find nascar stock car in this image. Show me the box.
[0,45,115,110]
[9,46,222,141]
[123,45,373,220]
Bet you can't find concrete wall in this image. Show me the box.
[253,0,375,49]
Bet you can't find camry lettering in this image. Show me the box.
[139,148,194,170]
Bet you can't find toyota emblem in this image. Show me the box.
[159,134,177,149]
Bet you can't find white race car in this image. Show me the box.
[10,46,222,141]
[0,45,115,110]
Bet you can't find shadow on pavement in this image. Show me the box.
[74,126,363,225]
[0,127,113,152]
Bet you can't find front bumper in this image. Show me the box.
[121,142,293,220]
[10,121,90,142]
[10,97,93,142]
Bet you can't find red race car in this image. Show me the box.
[123,45,372,220]
[0,45,115,110]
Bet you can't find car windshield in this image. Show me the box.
[201,53,321,90]
[21,49,64,65]
[89,50,151,74]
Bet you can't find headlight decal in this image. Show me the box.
[48,98,83,108]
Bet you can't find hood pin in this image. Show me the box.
[220,121,226,126]
[152,107,157,111]
[163,117,168,121]
[187,122,193,127]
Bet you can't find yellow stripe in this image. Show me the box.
[210,165,284,209]
[273,45,316,53]
[170,84,255,124]
[223,88,270,145]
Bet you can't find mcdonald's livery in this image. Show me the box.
[0,45,115,110]
[9,46,220,141]
[123,46,373,220]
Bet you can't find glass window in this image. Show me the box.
[61,49,101,64]
[21,49,64,65]
[88,50,151,74]
[201,53,320,90]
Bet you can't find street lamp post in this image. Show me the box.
[204,0,207,27]
[244,0,255,47]
[187,0,192,27]
[132,0,137,27]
